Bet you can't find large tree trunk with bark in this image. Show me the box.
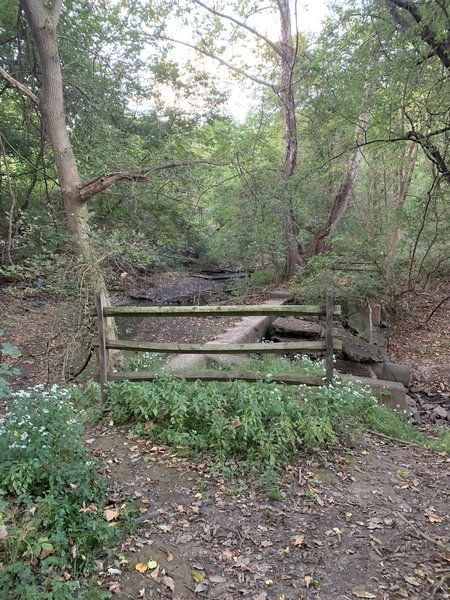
[19,0,148,301]
[22,0,108,295]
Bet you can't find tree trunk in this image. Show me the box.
[22,0,111,298]
[277,0,302,276]
[384,140,418,283]
[304,102,370,259]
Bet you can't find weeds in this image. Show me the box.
[107,370,449,488]
[107,375,377,475]
[0,385,115,599]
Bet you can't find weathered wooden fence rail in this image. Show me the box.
[95,290,341,398]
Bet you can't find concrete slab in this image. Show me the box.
[340,374,407,411]
[168,297,286,370]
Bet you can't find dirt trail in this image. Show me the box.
[91,428,450,600]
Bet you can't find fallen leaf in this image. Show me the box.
[107,568,122,576]
[195,582,208,593]
[294,536,304,546]
[104,507,120,522]
[367,518,383,530]
[352,590,376,598]
[150,566,159,580]
[404,576,421,587]
[138,589,145,598]
[135,563,148,574]
[167,551,174,562]
[260,540,273,548]
[162,576,175,591]
[265,579,274,585]
[415,568,426,579]
[108,582,121,594]
[0,525,8,540]
[304,575,313,588]
[210,575,226,583]
[222,549,233,559]
[192,569,204,583]
[427,514,443,523]
[147,560,157,569]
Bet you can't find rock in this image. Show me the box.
[271,317,324,338]
[371,362,411,387]
[334,325,384,362]
[432,406,449,420]
[269,291,292,299]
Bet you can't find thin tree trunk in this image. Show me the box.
[304,101,370,258]
[384,141,418,282]
[0,134,17,265]
[277,0,302,276]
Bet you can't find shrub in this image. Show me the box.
[0,385,115,599]
[107,376,378,473]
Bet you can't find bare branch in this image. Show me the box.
[152,159,226,171]
[79,172,151,203]
[0,66,39,104]
[192,0,282,56]
[161,36,275,89]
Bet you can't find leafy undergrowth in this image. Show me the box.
[206,353,328,376]
[0,385,117,600]
[107,372,449,491]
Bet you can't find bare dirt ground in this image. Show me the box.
[1,275,450,598]
[388,278,450,394]
[91,428,450,600]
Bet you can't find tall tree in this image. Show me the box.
[0,0,150,296]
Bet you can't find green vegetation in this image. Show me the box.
[107,374,448,474]
[0,386,116,599]
[0,333,21,399]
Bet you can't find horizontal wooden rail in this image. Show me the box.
[101,339,343,353]
[95,289,340,397]
[98,304,341,317]
[108,370,325,386]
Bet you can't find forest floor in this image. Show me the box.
[1,274,450,599]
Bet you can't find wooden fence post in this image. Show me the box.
[325,288,334,384]
[95,291,109,402]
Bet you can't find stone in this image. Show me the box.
[271,317,324,338]
[371,362,411,387]
[334,325,384,362]
[432,405,449,420]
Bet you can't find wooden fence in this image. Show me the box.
[95,290,342,399]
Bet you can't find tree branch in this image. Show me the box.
[0,66,39,104]
[79,172,151,203]
[160,36,275,89]
[192,0,282,57]
[151,159,226,171]
[49,0,63,24]
[386,0,450,70]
